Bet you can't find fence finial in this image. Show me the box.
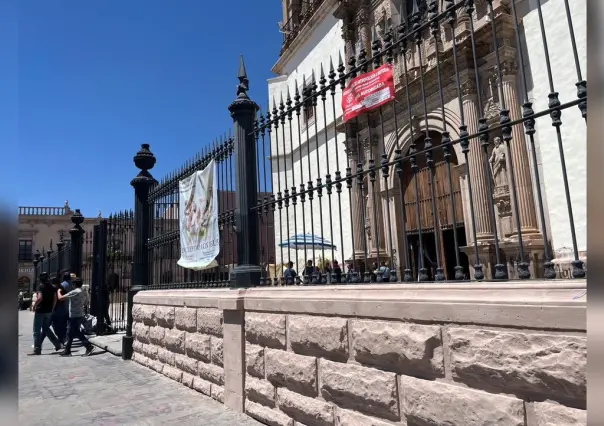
[412,0,420,16]
[236,55,250,100]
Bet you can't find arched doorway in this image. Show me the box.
[397,131,469,280]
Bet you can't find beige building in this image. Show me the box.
[18,201,102,291]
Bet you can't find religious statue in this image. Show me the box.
[364,195,372,241]
[489,137,508,188]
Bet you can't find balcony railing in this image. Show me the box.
[280,0,327,56]
[19,206,68,216]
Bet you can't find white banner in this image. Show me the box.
[177,160,220,270]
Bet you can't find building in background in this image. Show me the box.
[268,0,585,280]
[18,201,102,291]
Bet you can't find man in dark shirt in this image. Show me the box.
[51,273,71,344]
[28,273,62,355]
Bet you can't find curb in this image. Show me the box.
[89,335,125,357]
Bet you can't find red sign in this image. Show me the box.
[342,64,395,122]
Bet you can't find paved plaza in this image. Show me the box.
[18,311,261,425]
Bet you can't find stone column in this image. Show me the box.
[500,62,540,236]
[345,139,365,262]
[364,136,386,257]
[341,16,356,65]
[355,6,372,56]
[461,80,495,240]
[282,0,289,24]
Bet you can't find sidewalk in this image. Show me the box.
[19,311,261,426]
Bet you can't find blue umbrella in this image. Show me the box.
[279,234,337,251]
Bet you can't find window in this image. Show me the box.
[19,240,33,262]
[302,76,315,128]
[303,103,315,127]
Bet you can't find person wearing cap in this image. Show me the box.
[51,273,72,344]
[28,272,62,356]
[57,277,94,356]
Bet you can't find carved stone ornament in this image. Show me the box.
[483,98,501,121]
[460,79,476,97]
[496,197,512,217]
[342,23,355,42]
[499,60,518,77]
[356,6,370,26]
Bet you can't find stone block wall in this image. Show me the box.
[131,304,226,404]
[130,283,586,426]
[243,313,586,426]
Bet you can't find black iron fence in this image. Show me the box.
[121,0,587,292]
[110,0,585,358]
[88,212,134,333]
[255,0,587,284]
[30,209,132,333]
[143,136,276,290]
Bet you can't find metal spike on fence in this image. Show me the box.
[412,0,420,16]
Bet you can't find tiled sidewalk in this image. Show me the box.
[18,311,261,426]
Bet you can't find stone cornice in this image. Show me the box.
[273,0,340,75]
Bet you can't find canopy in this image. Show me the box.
[279,234,337,251]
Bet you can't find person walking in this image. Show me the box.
[28,272,62,356]
[51,273,71,344]
[57,277,94,357]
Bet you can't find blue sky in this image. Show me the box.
[3,0,282,218]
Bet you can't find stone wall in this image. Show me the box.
[243,313,586,426]
[131,282,586,426]
[131,304,226,404]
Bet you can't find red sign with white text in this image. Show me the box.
[342,64,395,122]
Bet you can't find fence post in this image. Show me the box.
[69,209,85,278]
[56,234,64,277]
[123,143,156,360]
[32,251,40,295]
[46,243,52,274]
[228,55,262,288]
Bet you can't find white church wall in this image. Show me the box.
[522,0,586,258]
[267,10,352,272]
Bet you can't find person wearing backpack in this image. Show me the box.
[56,277,94,357]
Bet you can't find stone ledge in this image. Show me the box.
[134,288,247,310]
[244,281,586,331]
[133,282,586,330]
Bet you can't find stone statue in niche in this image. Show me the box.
[364,194,372,241]
[489,137,508,189]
